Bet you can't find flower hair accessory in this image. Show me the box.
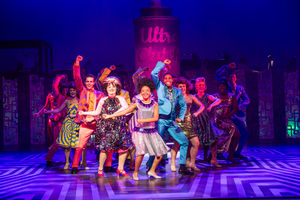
[103,76,122,87]
[195,77,206,83]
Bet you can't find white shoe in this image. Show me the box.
[132,174,139,181]
[170,165,176,172]
[147,171,162,179]
[63,163,69,170]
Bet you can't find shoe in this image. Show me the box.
[170,165,176,172]
[63,162,70,170]
[210,160,222,168]
[217,153,226,160]
[132,173,139,181]
[71,167,78,174]
[98,169,104,177]
[178,165,193,175]
[191,166,201,172]
[46,161,53,167]
[234,153,248,160]
[80,162,90,170]
[116,169,130,177]
[147,171,162,179]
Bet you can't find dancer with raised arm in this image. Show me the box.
[71,55,105,174]
[146,60,192,175]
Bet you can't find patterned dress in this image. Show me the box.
[96,97,133,152]
[177,95,197,139]
[192,94,221,146]
[132,100,169,156]
[56,103,79,148]
[213,93,237,152]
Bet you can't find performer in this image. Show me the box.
[71,55,105,174]
[34,75,66,166]
[192,77,222,167]
[228,73,250,159]
[171,77,205,172]
[104,78,169,180]
[79,76,132,177]
[44,83,81,169]
[146,60,192,175]
[97,65,133,172]
[213,80,240,163]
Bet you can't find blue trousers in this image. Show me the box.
[232,117,249,154]
[147,119,189,168]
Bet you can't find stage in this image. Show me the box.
[0,145,300,200]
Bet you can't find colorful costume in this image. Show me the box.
[132,99,169,156]
[56,103,80,148]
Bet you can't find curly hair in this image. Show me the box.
[173,77,192,94]
[137,78,156,93]
[102,82,121,96]
[66,82,77,97]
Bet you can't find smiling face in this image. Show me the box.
[140,86,151,101]
[163,74,173,87]
[85,77,95,90]
[69,88,77,98]
[195,81,207,93]
[107,83,117,98]
[177,83,187,95]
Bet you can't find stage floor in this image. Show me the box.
[0,145,300,200]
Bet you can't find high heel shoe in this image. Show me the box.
[116,169,130,177]
[63,162,70,170]
[147,171,162,179]
[80,162,90,170]
[210,160,222,168]
[170,165,176,172]
[132,174,139,181]
[98,169,104,177]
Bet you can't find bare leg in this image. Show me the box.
[129,147,136,170]
[171,141,180,171]
[117,151,128,171]
[149,156,162,177]
[210,142,221,167]
[133,155,144,180]
[64,148,71,169]
[189,137,200,171]
[80,148,89,169]
[99,151,107,171]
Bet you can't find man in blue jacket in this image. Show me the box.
[147,60,192,175]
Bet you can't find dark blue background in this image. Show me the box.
[1,0,299,73]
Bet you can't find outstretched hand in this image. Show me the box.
[163,59,171,65]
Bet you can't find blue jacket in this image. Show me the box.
[151,61,187,121]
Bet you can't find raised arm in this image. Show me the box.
[238,87,250,109]
[132,67,148,88]
[98,65,116,83]
[52,75,65,97]
[207,95,221,111]
[45,100,68,114]
[191,96,205,117]
[73,55,84,92]
[137,103,159,123]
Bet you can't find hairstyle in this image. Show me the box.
[173,77,192,94]
[137,78,156,93]
[85,74,96,81]
[102,76,121,96]
[163,73,173,79]
[66,82,77,97]
[217,79,229,89]
[195,77,207,92]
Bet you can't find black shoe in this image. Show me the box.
[71,167,78,174]
[234,153,248,160]
[178,165,193,175]
[217,153,226,160]
[46,161,53,167]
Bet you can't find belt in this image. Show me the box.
[159,114,171,120]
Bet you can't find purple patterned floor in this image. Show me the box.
[0,145,300,200]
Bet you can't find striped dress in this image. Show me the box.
[56,103,79,148]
